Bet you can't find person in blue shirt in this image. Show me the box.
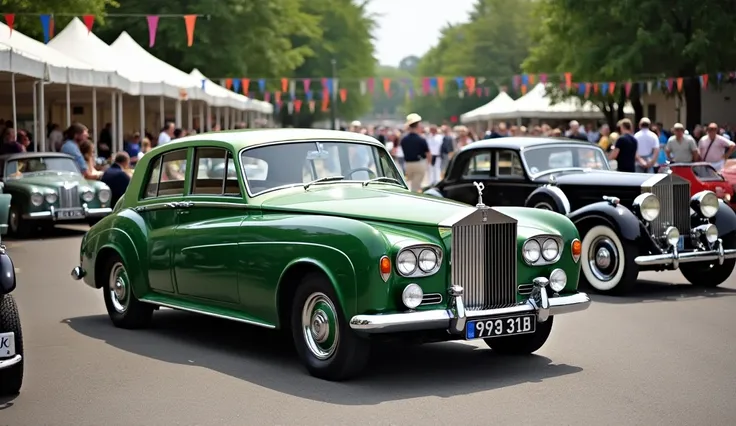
[101,152,131,208]
[60,123,99,180]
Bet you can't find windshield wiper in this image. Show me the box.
[362,177,403,187]
[303,175,345,190]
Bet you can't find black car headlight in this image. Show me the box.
[633,192,660,222]
[691,190,719,218]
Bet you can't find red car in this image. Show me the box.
[660,162,734,204]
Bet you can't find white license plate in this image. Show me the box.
[0,332,15,358]
[58,210,84,219]
[465,314,536,340]
[678,236,685,251]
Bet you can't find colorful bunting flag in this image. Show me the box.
[241,78,250,94]
[183,15,197,47]
[39,14,52,43]
[294,99,303,113]
[147,16,159,47]
[281,78,288,93]
[82,15,95,33]
[4,14,13,36]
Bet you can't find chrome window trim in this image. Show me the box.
[395,243,444,278]
[519,143,612,179]
[522,235,564,266]
[237,139,408,199]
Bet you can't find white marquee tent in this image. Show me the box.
[484,83,634,120]
[460,91,515,123]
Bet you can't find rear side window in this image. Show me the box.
[143,149,187,199]
[462,151,492,178]
[191,147,241,196]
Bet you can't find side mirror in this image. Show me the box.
[0,249,16,294]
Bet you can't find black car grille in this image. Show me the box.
[451,209,518,311]
[645,174,691,236]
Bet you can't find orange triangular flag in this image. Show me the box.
[564,72,572,89]
[465,76,476,94]
[49,16,55,38]
[241,78,250,93]
[593,83,599,94]
[529,74,536,85]
[225,79,233,90]
[281,78,288,93]
[339,88,347,102]
[183,15,197,47]
[609,82,616,95]
[4,14,15,35]
[676,77,684,92]
[521,84,528,95]
[321,98,329,112]
[701,74,709,89]
[382,78,392,96]
[437,77,445,95]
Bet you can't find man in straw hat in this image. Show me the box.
[400,113,431,192]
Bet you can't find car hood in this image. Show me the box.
[5,173,90,190]
[494,206,572,239]
[532,169,655,187]
[257,185,482,226]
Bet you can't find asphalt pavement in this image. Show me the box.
[2,225,736,426]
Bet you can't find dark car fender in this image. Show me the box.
[709,202,736,238]
[525,186,571,215]
[567,201,644,244]
[0,249,16,294]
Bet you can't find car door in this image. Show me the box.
[492,149,535,206]
[136,148,189,294]
[442,149,493,205]
[173,146,244,304]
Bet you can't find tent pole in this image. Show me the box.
[10,73,17,132]
[198,102,204,133]
[92,87,97,151]
[159,96,165,128]
[139,95,145,138]
[111,91,117,154]
[65,81,71,127]
[32,81,37,149]
[117,91,123,152]
[187,101,193,131]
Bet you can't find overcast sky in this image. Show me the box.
[366,0,477,66]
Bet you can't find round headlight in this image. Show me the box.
[697,191,719,218]
[664,226,680,247]
[98,189,111,203]
[549,268,567,292]
[81,190,95,203]
[705,223,719,243]
[30,192,43,206]
[522,239,541,264]
[541,238,559,261]
[401,284,424,309]
[45,193,58,204]
[418,249,438,272]
[396,250,417,275]
[634,192,660,222]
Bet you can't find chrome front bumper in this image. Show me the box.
[349,282,591,334]
[0,354,22,370]
[635,238,736,268]
[25,205,112,221]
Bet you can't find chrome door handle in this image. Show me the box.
[165,202,179,208]
[179,201,194,208]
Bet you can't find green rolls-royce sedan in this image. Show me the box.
[70,129,591,381]
[0,153,113,237]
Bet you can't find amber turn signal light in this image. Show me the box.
[379,256,391,282]
[571,239,582,263]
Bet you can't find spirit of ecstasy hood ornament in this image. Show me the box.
[473,181,486,208]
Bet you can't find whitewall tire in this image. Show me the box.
[580,225,638,294]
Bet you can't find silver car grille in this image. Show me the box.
[451,209,518,311]
[645,174,690,236]
[59,184,80,209]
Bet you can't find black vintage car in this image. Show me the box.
[0,239,21,395]
[425,137,736,294]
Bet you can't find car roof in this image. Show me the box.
[461,137,596,152]
[159,128,383,151]
[0,152,75,162]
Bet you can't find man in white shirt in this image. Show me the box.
[158,121,175,146]
[425,125,444,185]
[634,117,659,173]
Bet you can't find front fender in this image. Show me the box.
[525,185,571,215]
[710,201,736,237]
[568,201,643,243]
[0,250,16,294]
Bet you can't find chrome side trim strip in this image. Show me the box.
[139,298,276,329]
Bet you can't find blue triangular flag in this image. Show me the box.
[455,77,464,89]
[201,79,206,90]
[258,79,266,92]
[40,15,52,43]
[232,79,241,93]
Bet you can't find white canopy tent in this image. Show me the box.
[460,91,515,123]
[487,83,634,120]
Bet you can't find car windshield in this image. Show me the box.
[5,157,81,178]
[522,145,610,175]
[691,164,724,181]
[241,141,405,195]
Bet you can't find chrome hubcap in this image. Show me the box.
[109,262,129,314]
[588,237,619,281]
[9,210,17,232]
[301,292,338,360]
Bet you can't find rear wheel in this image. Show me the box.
[101,254,153,329]
[680,235,736,287]
[579,225,639,295]
[484,317,553,355]
[0,294,23,395]
[290,273,370,381]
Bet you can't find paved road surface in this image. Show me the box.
[2,226,736,426]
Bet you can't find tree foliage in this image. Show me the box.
[404,0,538,124]
[523,0,736,128]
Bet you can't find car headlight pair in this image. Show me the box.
[396,246,441,277]
[522,237,561,265]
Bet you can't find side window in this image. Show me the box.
[191,147,241,196]
[497,150,524,178]
[462,151,492,177]
[143,150,187,199]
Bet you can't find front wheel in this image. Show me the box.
[290,273,370,381]
[579,225,639,295]
[8,205,33,239]
[484,317,553,355]
[0,294,24,395]
[679,235,736,287]
[102,254,153,329]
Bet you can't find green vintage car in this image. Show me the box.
[70,129,591,381]
[0,153,113,237]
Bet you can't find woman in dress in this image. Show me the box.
[79,140,103,179]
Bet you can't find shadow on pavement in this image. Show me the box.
[4,225,88,242]
[62,310,582,405]
[590,279,736,304]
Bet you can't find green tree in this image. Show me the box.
[280,0,376,128]
[0,0,115,40]
[523,0,736,129]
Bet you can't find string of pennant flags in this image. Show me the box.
[210,70,734,114]
[2,13,203,46]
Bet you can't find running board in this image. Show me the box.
[139,294,276,329]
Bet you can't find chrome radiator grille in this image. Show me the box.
[647,175,690,236]
[59,184,80,209]
[451,221,517,311]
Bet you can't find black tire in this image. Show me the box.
[8,204,33,239]
[290,272,370,381]
[484,316,553,355]
[0,294,23,395]
[101,253,153,329]
[679,235,736,287]
[579,224,639,295]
